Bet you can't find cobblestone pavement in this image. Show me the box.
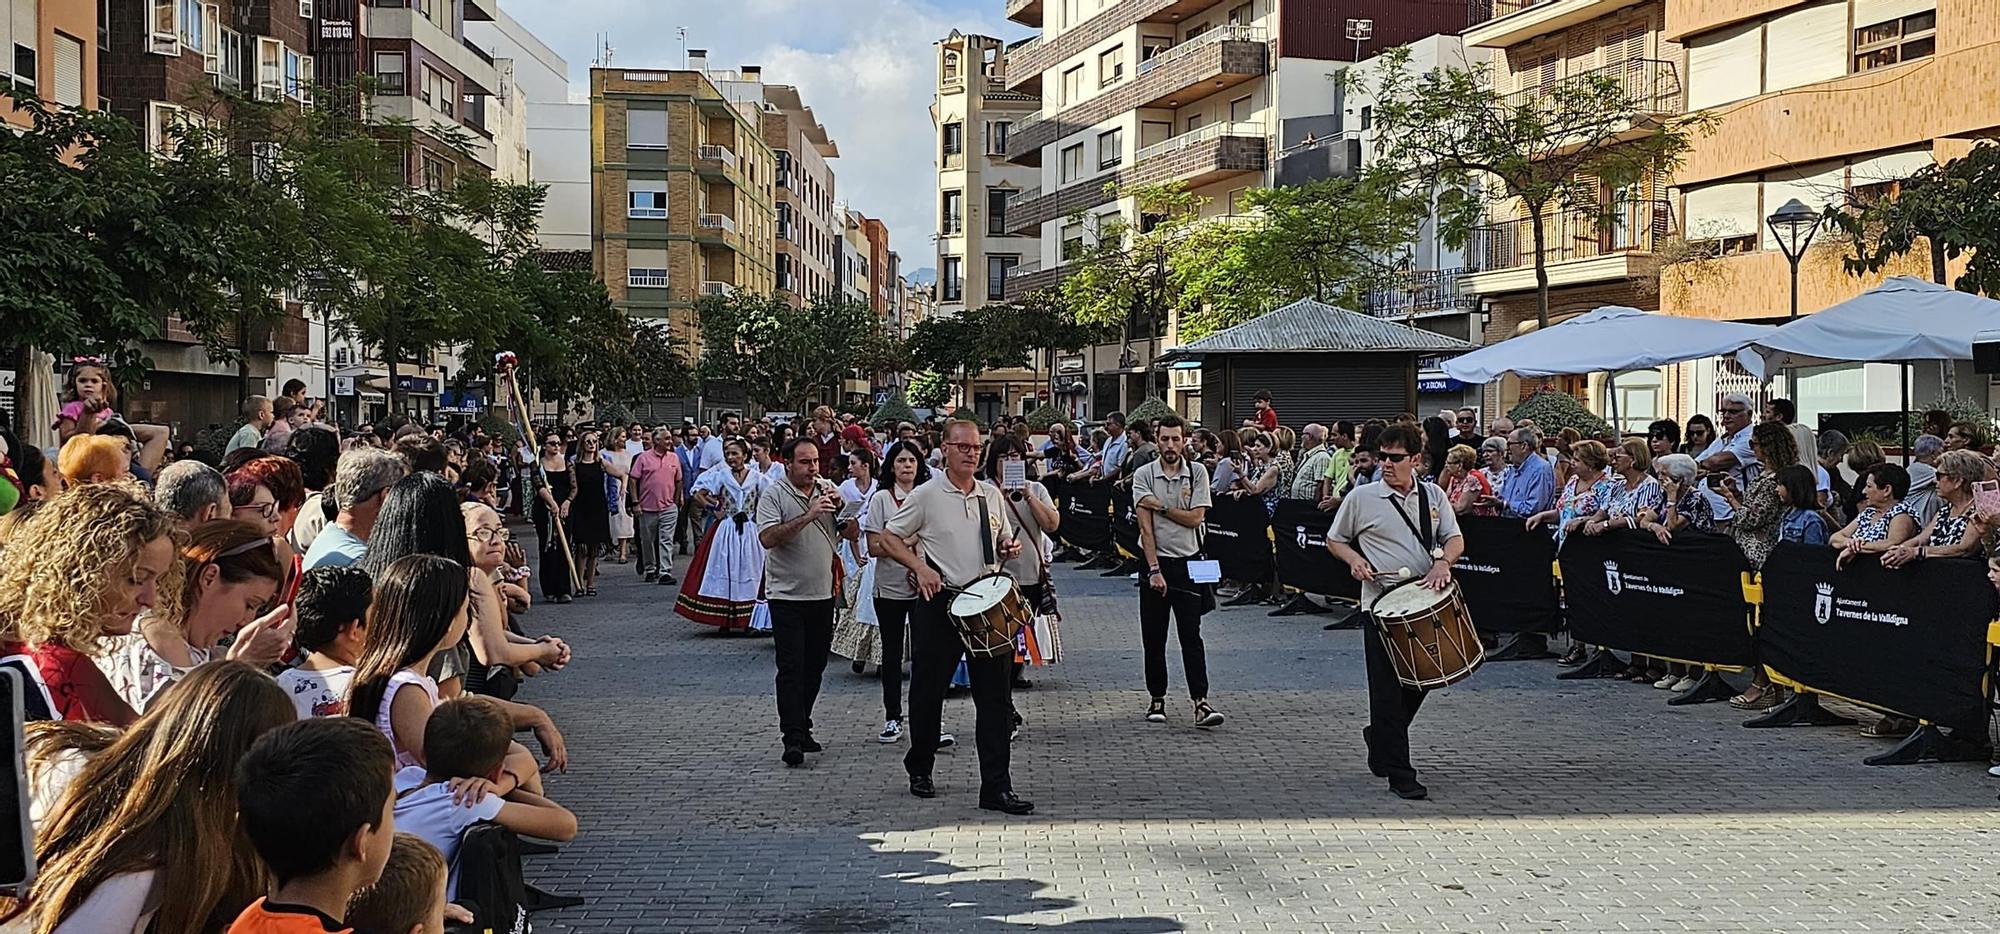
[509,546,2000,933]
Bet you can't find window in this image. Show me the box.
[217,28,243,89]
[942,121,963,156]
[776,150,792,187]
[1097,128,1122,170]
[941,257,962,301]
[988,255,1019,300]
[1,0,35,89]
[777,254,793,291]
[1186,114,1203,133]
[1061,65,1083,105]
[1061,222,1085,260]
[199,3,218,73]
[146,101,184,153]
[373,51,406,95]
[627,178,668,218]
[626,107,668,148]
[986,120,1011,155]
[942,50,961,82]
[150,0,178,54]
[627,247,670,288]
[1229,95,1253,122]
[1359,105,1372,131]
[420,152,450,191]
[177,0,203,55]
[284,48,311,100]
[298,0,313,17]
[1098,45,1124,88]
[420,65,454,117]
[52,33,82,106]
[256,37,283,101]
[1854,10,1936,72]
[941,189,963,235]
[1228,2,1252,25]
[987,188,1008,235]
[1060,143,1084,182]
[1186,21,1209,41]
[777,202,793,239]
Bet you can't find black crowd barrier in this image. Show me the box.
[1451,516,1562,633]
[1202,495,1274,584]
[1558,528,1757,668]
[1759,543,1996,734]
[1112,499,1141,559]
[1049,478,1113,554]
[1271,499,1360,600]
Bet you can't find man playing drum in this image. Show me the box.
[876,420,1035,815]
[1325,422,1465,800]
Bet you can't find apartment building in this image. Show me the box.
[995,0,1462,420]
[839,206,871,307]
[0,0,95,130]
[96,0,314,431]
[1660,0,1993,423]
[1457,0,1687,428]
[590,64,779,420]
[758,81,840,304]
[468,5,590,250]
[861,214,894,316]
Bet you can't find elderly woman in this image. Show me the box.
[1641,453,1714,544]
[1441,444,1494,516]
[1945,421,1988,454]
[1581,438,1668,682]
[1710,422,1801,711]
[1525,439,1612,550]
[1816,429,1854,526]
[1830,461,1919,570]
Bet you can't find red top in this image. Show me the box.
[31,642,137,726]
[1256,407,1279,431]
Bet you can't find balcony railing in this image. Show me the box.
[1006,185,1042,211]
[942,151,964,170]
[940,215,964,236]
[701,281,735,297]
[1136,119,1261,162]
[1468,199,1673,272]
[698,144,737,169]
[1138,24,1265,77]
[1362,269,1480,318]
[1507,59,1685,116]
[462,36,495,66]
[1466,0,1557,26]
[698,213,738,234]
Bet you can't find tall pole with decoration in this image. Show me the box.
[495,352,579,593]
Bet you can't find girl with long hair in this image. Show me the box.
[7,660,293,934]
[104,520,293,713]
[363,471,479,697]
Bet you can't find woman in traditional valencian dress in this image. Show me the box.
[675,438,770,631]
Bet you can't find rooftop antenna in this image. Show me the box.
[678,27,689,70]
[1345,18,1374,63]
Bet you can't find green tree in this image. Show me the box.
[1358,48,1714,328]
[696,292,903,412]
[907,372,952,410]
[1824,141,2000,295]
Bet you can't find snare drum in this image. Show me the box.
[1369,581,1483,690]
[947,574,1031,658]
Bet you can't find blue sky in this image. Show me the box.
[502,0,1033,273]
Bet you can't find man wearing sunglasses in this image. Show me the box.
[1451,407,1483,449]
[1325,423,1463,801]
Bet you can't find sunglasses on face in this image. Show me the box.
[1380,452,1414,464]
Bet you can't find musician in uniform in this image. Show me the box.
[1325,423,1464,800]
[876,419,1035,815]
[756,437,860,768]
[1132,413,1225,728]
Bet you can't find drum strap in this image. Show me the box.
[978,494,996,570]
[1390,482,1435,554]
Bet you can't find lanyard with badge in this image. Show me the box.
[1152,468,1221,585]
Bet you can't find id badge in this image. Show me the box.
[1186,559,1222,584]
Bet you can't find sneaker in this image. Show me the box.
[1145,697,1167,723]
[1193,700,1225,728]
[782,745,804,767]
[938,733,956,749]
[878,719,903,743]
[1653,673,1679,689]
[1671,675,1700,692]
[644,572,659,583]
[1988,764,2000,778]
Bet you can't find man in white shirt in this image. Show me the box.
[1697,392,1759,521]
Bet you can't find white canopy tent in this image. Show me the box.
[1444,306,1778,383]
[1734,277,2000,377]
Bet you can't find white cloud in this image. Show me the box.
[501,0,1020,276]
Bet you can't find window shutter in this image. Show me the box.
[1761,161,1845,247]
[1764,1,1847,92]
[1566,30,1597,75]
[626,108,668,149]
[628,247,670,269]
[1687,20,1761,109]
[1852,0,1934,28]
[54,34,84,106]
[1682,181,1760,239]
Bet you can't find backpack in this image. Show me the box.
[447,822,531,934]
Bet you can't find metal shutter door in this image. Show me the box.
[1251,361,1409,426]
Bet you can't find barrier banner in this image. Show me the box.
[1056,479,1113,554]
[1203,495,1273,583]
[1758,543,1995,733]
[1452,516,1561,633]
[1558,528,1755,667]
[1112,498,1140,558]
[1271,498,1358,600]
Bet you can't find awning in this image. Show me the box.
[1443,306,1778,383]
[1736,276,2000,377]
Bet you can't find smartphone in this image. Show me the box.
[0,668,36,894]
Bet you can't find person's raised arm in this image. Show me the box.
[494,789,579,842]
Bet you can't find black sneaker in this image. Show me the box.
[798,737,824,753]
[1145,698,1167,723]
[1193,700,1224,728]
[658,574,677,585]
[644,572,659,583]
[782,745,804,767]
[1389,774,1428,800]
[909,774,936,798]
[979,792,1035,815]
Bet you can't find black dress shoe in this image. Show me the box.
[1389,775,1428,800]
[1011,677,1033,689]
[782,745,804,767]
[979,792,1036,815]
[909,775,937,798]
[797,737,824,753]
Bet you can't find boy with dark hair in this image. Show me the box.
[346,834,452,934]
[230,718,398,933]
[278,566,373,718]
[396,697,578,898]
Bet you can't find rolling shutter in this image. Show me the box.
[1851,0,1934,28]
[1248,360,1411,425]
[1687,21,1761,110]
[1764,1,1847,92]
[54,34,84,107]
[1682,181,1760,239]
[1761,161,1844,247]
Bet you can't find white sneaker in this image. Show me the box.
[878,719,902,744]
[938,733,956,749]
[1987,764,2000,778]
[1653,673,1679,689]
[1671,676,1700,692]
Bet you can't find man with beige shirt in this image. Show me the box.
[756,437,858,769]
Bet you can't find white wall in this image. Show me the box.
[470,7,589,251]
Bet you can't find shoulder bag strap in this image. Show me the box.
[977,491,995,570]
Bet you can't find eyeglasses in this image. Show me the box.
[1719,406,1749,415]
[234,500,279,520]
[1379,452,1414,463]
[944,442,982,453]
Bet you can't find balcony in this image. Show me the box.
[696,143,737,181]
[1273,132,1362,187]
[1006,0,1043,26]
[1003,260,1071,301]
[696,213,747,253]
[1128,120,1266,189]
[1463,199,1674,296]
[940,214,965,237]
[1362,269,1480,319]
[367,94,495,168]
[366,5,497,95]
[1004,178,1120,236]
[1464,0,1644,50]
[697,213,738,235]
[1005,0,1234,92]
[700,281,735,297]
[1508,59,1685,117]
[1003,26,1266,166]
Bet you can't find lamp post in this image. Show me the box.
[1766,198,1820,320]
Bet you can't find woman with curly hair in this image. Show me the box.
[5,660,293,933]
[0,483,179,725]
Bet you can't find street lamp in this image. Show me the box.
[1766,198,1820,319]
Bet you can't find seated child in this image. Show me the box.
[278,566,372,718]
[345,833,454,934]
[230,717,398,933]
[395,696,577,899]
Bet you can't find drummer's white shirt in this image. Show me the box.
[1326,479,1462,604]
[883,473,1015,589]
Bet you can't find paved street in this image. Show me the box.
[513,547,2000,933]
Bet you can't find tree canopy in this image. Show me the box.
[1823,141,2000,296]
[695,292,903,412]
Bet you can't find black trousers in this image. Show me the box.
[769,598,835,747]
[905,594,1013,797]
[1138,558,1209,700]
[1362,624,1428,781]
[874,596,915,721]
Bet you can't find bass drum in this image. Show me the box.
[1369,580,1483,690]
[947,573,1030,659]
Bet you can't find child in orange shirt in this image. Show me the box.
[228,718,398,933]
